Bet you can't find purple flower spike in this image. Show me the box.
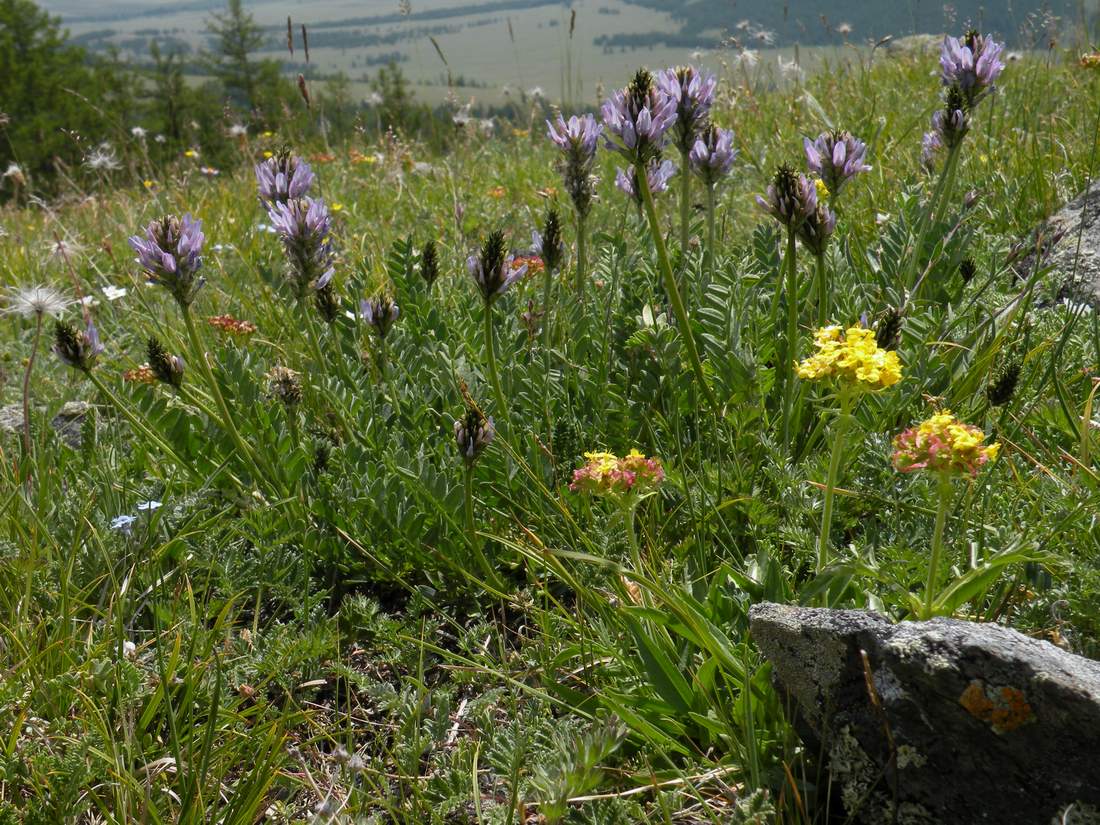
[689,125,737,187]
[128,214,206,307]
[755,165,817,229]
[803,130,871,196]
[940,31,1005,108]
[615,159,677,205]
[359,295,400,339]
[454,407,494,466]
[469,230,527,303]
[255,151,315,209]
[657,65,718,154]
[546,113,602,219]
[601,68,678,164]
[268,197,336,297]
[920,130,944,172]
[929,85,969,153]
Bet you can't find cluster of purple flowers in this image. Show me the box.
[601,68,679,165]
[546,114,602,220]
[255,152,316,210]
[657,65,718,155]
[756,165,819,229]
[128,214,206,308]
[689,124,738,188]
[454,407,495,466]
[268,196,336,298]
[803,131,871,196]
[923,31,1005,168]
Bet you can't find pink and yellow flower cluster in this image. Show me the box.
[796,325,903,391]
[892,411,1001,477]
[570,450,665,498]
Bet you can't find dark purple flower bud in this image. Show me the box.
[468,230,528,303]
[147,337,185,388]
[796,202,837,256]
[419,240,440,287]
[268,197,335,297]
[601,68,678,164]
[53,318,104,371]
[615,159,677,205]
[657,65,717,154]
[803,130,871,195]
[128,214,206,307]
[454,407,494,466]
[532,209,565,272]
[255,151,315,209]
[689,125,737,187]
[547,113,602,219]
[359,295,400,339]
[940,31,1005,108]
[755,165,817,229]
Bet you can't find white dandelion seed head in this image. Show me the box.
[2,284,73,318]
[836,22,853,35]
[84,143,121,172]
[131,126,147,139]
[43,236,84,265]
[228,123,248,137]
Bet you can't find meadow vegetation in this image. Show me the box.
[2,6,1100,823]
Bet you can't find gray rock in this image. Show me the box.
[0,404,22,434]
[1022,181,1100,307]
[50,401,92,448]
[749,603,1100,824]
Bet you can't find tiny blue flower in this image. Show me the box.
[111,514,137,534]
[136,500,162,512]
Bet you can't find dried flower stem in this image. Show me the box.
[634,159,719,413]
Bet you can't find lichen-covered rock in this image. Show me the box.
[50,400,92,448]
[1020,181,1100,307]
[749,603,1100,824]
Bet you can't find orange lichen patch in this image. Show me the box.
[959,679,1035,733]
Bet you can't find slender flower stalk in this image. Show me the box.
[360,295,399,378]
[658,65,716,258]
[546,114,601,291]
[818,391,854,576]
[925,474,953,620]
[468,231,528,418]
[454,406,502,588]
[532,210,564,357]
[690,125,737,271]
[757,165,820,445]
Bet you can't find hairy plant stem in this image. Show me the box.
[634,159,719,413]
[679,152,691,269]
[483,300,508,420]
[20,313,43,463]
[704,184,717,274]
[923,474,954,619]
[814,250,828,326]
[781,226,799,450]
[574,213,588,293]
[817,395,854,576]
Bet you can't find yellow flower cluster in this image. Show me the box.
[570,449,665,499]
[796,325,902,391]
[892,410,1001,477]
